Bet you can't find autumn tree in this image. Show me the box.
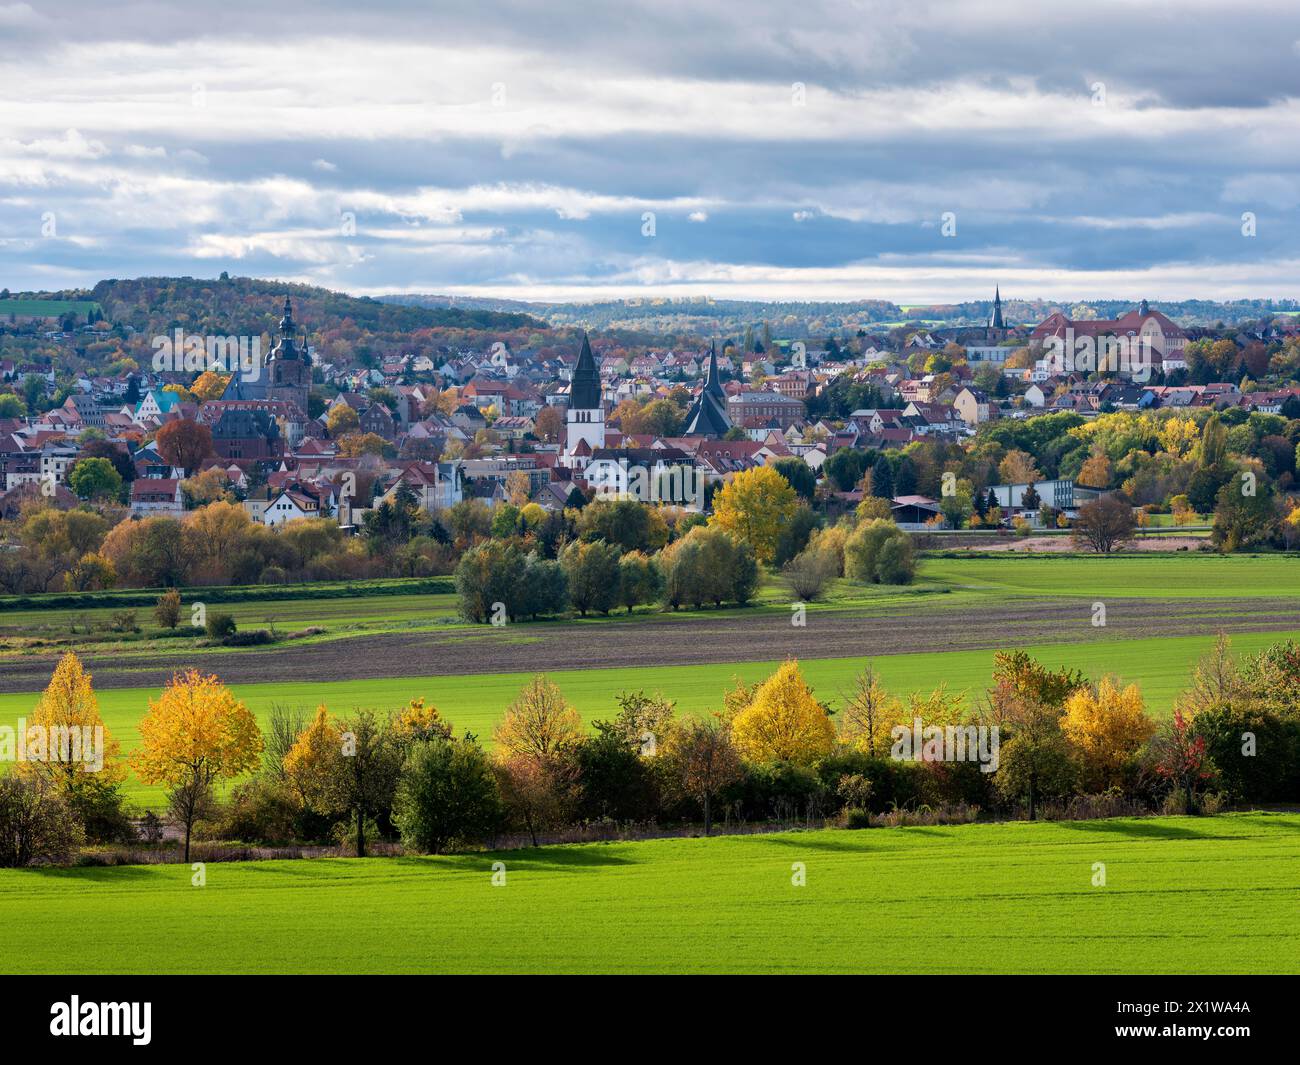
[494,751,574,847]
[154,588,182,629]
[662,717,742,835]
[190,370,231,402]
[731,660,836,765]
[63,552,116,592]
[1060,677,1155,791]
[131,670,263,861]
[998,449,1040,485]
[839,664,903,756]
[494,676,585,760]
[504,469,532,507]
[533,404,564,443]
[1150,710,1214,813]
[282,705,342,810]
[155,418,214,475]
[283,705,405,857]
[1077,449,1113,489]
[325,404,360,437]
[1071,495,1136,554]
[709,465,798,564]
[20,652,128,840]
[182,501,252,582]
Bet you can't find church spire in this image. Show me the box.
[569,332,601,410]
[990,286,1005,330]
[704,339,723,398]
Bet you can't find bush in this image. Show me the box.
[205,611,237,640]
[154,589,181,629]
[210,777,303,845]
[393,737,504,854]
[0,777,85,867]
[782,542,837,601]
[844,519,914,584]
[109,609,139,633]
[221,629,273,647]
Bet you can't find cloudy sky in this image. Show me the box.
[2,0,1300,303]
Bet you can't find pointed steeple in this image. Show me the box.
[280,296,295,337]
[704,340,724,398]
[569,332,601,410]
[990,287,1005,330]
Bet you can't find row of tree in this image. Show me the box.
[6,635,1297,867]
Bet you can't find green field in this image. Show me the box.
[2,813,1295,974]
[2,552,1293,662]
[0,297,100,319]
[2,629,1293,805]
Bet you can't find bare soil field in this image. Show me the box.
[1,595,1295,693]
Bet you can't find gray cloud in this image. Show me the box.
[1,0,1298,300]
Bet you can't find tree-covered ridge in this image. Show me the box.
[92,276,544,337]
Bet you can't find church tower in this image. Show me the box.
[682,341,731,437]
[265,296,311,414]
[989,286,1006,331]
[563,332,605,468]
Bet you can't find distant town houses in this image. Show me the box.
[2,287,1299,551]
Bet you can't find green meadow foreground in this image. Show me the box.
[1,813,1296,974]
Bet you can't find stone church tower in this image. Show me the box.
[265,296,311,414]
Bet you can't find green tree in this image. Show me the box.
[392,736,504,854]
[67,457,123,501]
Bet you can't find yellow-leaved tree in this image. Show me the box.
[282,704,342,811]
[1059,677,1155,792]
[131,670,262,861]
[709,465,797,564]
[731,660,835,765]
[494,676,585,760]
[20,653,126,840]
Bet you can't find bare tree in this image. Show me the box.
[1071,495,1137,554]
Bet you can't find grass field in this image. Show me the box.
[0,297,100,319]
[2,629,1293,805]
[2,812,1295,974]
[1,553,1293,662]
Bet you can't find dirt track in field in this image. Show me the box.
[1,596,1297,693]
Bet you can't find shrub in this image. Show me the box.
[205,611,237,640]
[844,519,914,584]
[109,609,139,633]
[154,588,181,629]
[0,777,85,867]
[221,629,273,647]
[782,542,837,601]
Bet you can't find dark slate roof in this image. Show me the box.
[681,341,732,437]
[569,333,601,410]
